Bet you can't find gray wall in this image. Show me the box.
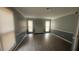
[51,14,78,42]
[13,9,27,35]
[27,18,50,33]
[33,19,45,33]
[51,14,78,35]
[11,8,27,45]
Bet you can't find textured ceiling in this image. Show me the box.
[15,7,78,19]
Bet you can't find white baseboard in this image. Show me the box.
[52,29,74,34]
[51,33,72,44]
[13,34,27,51]
[9,42,16,51]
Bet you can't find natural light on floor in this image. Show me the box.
[44,33,50,40]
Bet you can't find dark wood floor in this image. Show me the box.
[16,33,72,51]
[77,32,79,51]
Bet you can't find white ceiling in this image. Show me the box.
[15,7,78,19]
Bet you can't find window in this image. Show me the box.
[45,21,50,32]
[28,20,33,32]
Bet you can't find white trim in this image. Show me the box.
[14,8,25,18]
[53,29,74,34]
[13,34,27,51]
[53,13,77,20]
[16,32,24,36]
[51,33,72,44]
[16,31,26,36]
[72,15,79,51]
[14,33,72,51]
[11,31,26,51]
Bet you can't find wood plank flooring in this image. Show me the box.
[16,33,72,51]
[77,32,79,51]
